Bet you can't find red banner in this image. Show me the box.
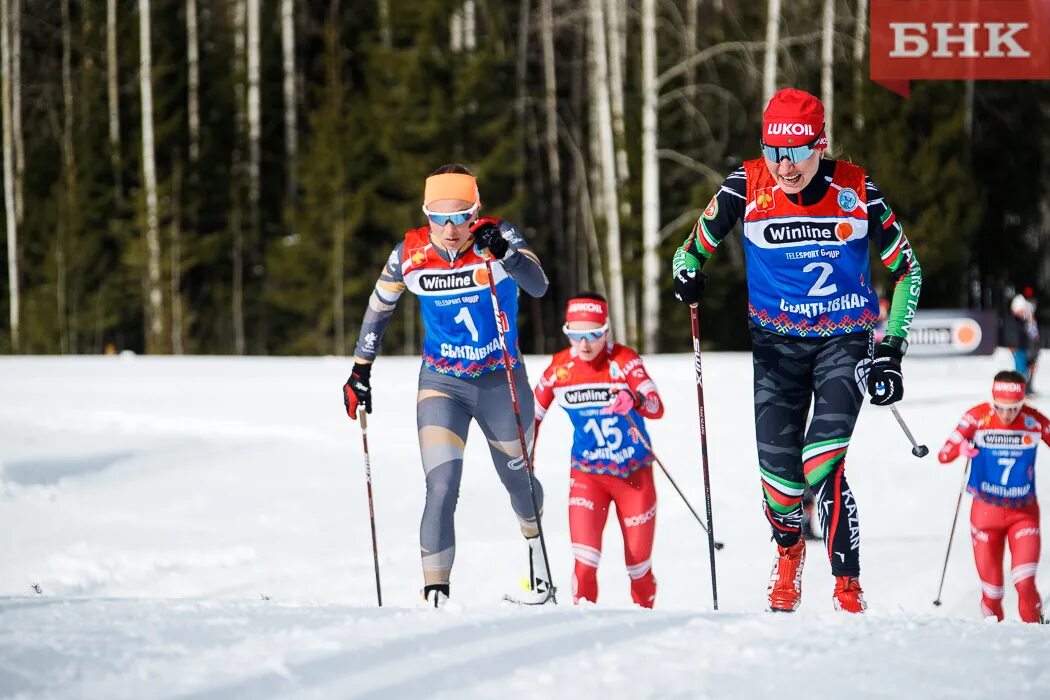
[870,0,1050,97]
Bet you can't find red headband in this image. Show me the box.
[992,379,1026,407]
[565,297,608,325]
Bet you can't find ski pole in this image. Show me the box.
[854,359,928,458]
[358,408,383,607]
[623,412,725,550]
[890,404,929,458]
[933,457,970,607]
[481,254,557,603]
[690,305,719,610]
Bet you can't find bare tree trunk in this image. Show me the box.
[605,0,629,217]
[1,0,19,350]
[60,0,74,353]
[821,0,835,144]
[187,0,200,165]
[231,0,246,354]
[139,0,164,352]
[107,0,122,205]
[539,0,567,307]
[377,0,391,48]
[853,0,868,131]
[170,159,183,354]
[763,0,781,106]
[281,0,297,200]
[463,0,475,51]
[11,0,21,224]
[641,0,659,353]
[588,0,626,339]
[450,5,462,52]
[326,0,345,355]
[247,0,261,349]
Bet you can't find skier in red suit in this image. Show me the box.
[534,293,665,607]
[938,370,1050,623]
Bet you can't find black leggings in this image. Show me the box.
[752,326,871,577]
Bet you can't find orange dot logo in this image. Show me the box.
[1024,435,1034,445]
[473,267,490,287]
[956,325,977,345]
[835,222,853,240]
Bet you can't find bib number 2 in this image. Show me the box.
[803,262,838,297]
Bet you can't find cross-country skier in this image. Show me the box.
[533,294,664,607]
[342,164,551,607]
[937,371,1049,623]
[670,88,922,613]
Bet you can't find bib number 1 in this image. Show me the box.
[454,307,479,342]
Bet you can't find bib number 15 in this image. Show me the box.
[803,261,838,297]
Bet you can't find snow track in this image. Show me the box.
[1,352,1048,698]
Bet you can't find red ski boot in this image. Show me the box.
[833,576,867,613]
[767,540,806,612]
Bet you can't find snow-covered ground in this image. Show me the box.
[1,350,1048,699]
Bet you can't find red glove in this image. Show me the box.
[602,388,638,416]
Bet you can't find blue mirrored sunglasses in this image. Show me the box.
[423,203,479,227]
[563,323,609,343]
[760,136,821,165]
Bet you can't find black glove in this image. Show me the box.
[866,343,904,406]
[673,268,707,305]
[471,221,509,259]
[343,362,372,419]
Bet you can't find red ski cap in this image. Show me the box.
[992,378,1026,407]
[565,297,608,326]
[762,88,828,147]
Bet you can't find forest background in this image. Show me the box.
[1,0,1047,356]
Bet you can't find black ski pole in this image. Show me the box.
[482,254,556,603]
[933,457,970,607]
[690,305,719,610]
[622,412,725,550]
[890,404,929,458]
[358,408,383,607]
[854,359,928,458]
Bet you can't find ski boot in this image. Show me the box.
[832,576,867,613]
[421,583,450,609]
[767,539,806,612]
[504,537,556,605]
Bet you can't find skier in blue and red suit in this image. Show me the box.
[534,294,665,608]
[671,88,922,613]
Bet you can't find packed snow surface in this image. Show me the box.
[2,351,1048,699]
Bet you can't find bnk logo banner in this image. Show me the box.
[870,0,1050,97]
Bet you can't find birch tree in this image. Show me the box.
[853,0,868,131]
[186,0,200,166]
[821,0,835,144]
[281,0,297,200]
[641,0,658,353]
[247,0,261,294]
[139,0,164,351]
[605,0,629,210]
[763,0,781,106]
[107,0,122,203]
[59,0,73,351]
[10,0,20,223]
[539,0,568,303]
[231,0,246,354]
[2,0,19,350]
[588,0,626,339]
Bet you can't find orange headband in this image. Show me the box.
[423,173,480,208]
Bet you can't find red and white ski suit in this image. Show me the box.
[939,403,1050,622]
[534,343,664,607]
